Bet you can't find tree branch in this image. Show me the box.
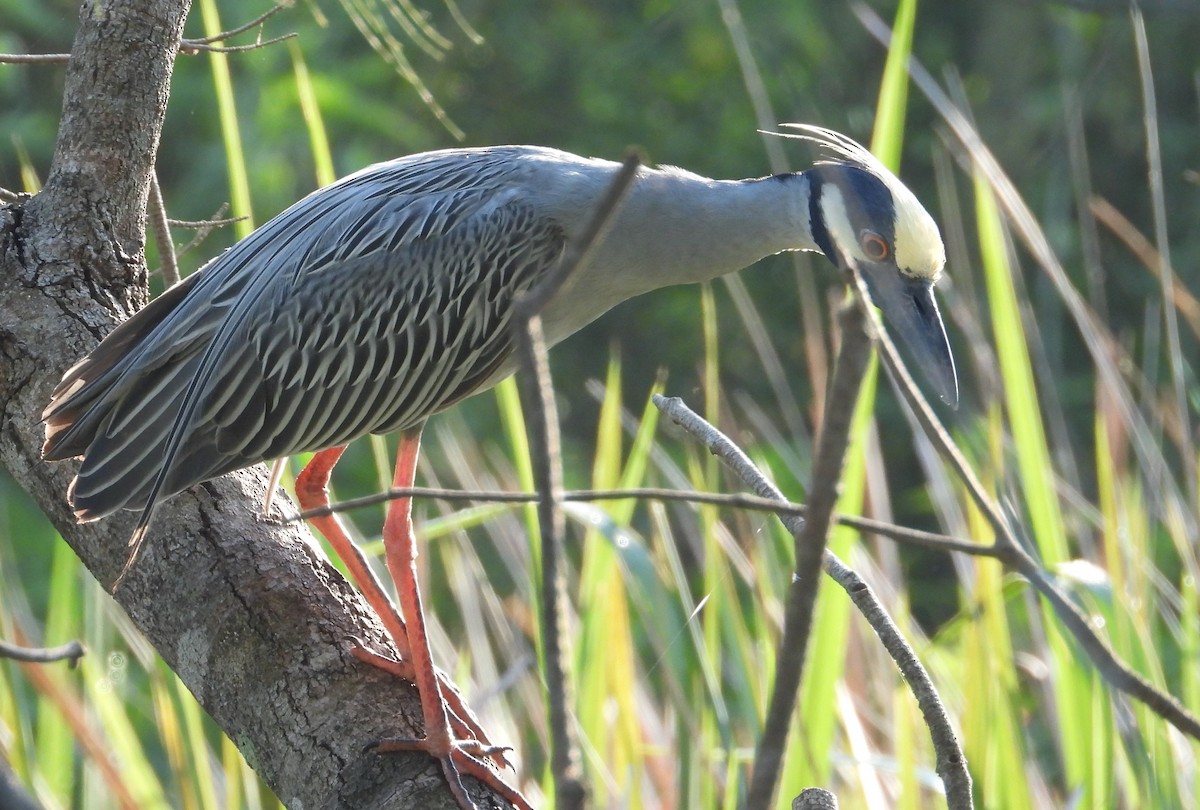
[0,639,85,666]
[510,152,640,809]
[741,297,875,810]
[653,391,973,809]
[843,250,1200,743]
[0,1,500,806]
[855,0,1200,748]
[294,484,1000,558]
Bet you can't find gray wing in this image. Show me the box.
[43,148,566,520]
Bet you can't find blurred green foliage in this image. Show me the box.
[2,0,1200,806]
[2,0,1197,693]
[2,0,1194,424]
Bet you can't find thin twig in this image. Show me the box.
[0,34,297,64]
[512,318,584,809]
[172,205,238,259]
[846,255,1200,743]
[1,3,296,65]
[294,484,996,557]
[183,1,293,45]
[178,33,298,55]
[509,151,641,809]
[654,390,973,809]
[743,298,875,810]
[854,0,1200,743]
[821,553,971,808]
[147,172,179,286]
[514,154,642,320]
[0,638,86,666]
[166,212,240,229]
[0,53,70,63]
[854,2,1197,543]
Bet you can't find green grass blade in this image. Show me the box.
[80,653,170,808]
[974,174,1068,565]
[289,40,336,188]
[33,539,78,802]
[975,169,1100,796]
[149,665,195,810]
[198,0,254,237]
[871,0,917,171]
[575,354,642,805]
[177,672,220,810]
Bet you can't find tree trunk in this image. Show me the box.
[0,1,510,807]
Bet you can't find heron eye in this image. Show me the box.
[860,230,890,261]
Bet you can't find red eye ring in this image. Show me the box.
[860,230,890,262]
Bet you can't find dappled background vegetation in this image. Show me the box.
[1,0,1198,807]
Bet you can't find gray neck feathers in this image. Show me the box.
[540,167,816,346]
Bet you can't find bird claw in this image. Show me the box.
[370,736,531,810]
[371,737,516,771]
[348,642,405,674]
[348,642,516,774]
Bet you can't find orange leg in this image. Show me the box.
[295,446,412,652]
[295,440,528,810]
[295,445,494,745]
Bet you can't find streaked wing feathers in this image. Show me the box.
[48,148,566,519]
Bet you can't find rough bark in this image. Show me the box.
[0,1,511,807]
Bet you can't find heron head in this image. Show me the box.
[785,125,958,408]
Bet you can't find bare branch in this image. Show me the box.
[844,249,1200,743]
[178,33,298,55]
[165,211,239,228]
[508,150,640,809]
[821,554,972,808]
[742,297,875,810]
[182,0,294,45]
[0,53,71,63]
[653,392,973,809]
[1,3,296,65]
[170,204,239,261]
[853,3,1200,744]
[793,788,839,810]
[513,153,642,320]
[147,172,179,286]
[0,638,86,666]
[294,484,998,557]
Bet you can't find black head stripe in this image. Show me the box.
[810,163,898,260]
[807,170,835,261]
[842,166,897,244]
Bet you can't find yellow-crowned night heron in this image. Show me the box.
[41,126,956,809]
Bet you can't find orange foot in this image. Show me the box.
[297,440,531,809]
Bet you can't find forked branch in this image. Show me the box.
[509,152,641,809]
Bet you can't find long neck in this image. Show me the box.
[600,168,815,288]
[541,167,817,344]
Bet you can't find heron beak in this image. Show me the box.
[857,264,959,408]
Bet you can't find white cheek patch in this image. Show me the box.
[824,174,945,281]
[819,185,866,267]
